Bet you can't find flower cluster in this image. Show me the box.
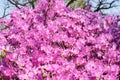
[0,0,120,80]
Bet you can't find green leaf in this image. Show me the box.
[0,25,6,30]
[0,50,6,61]
[0,24,9,30]
[0,50,6,58]
[42,73,47,78]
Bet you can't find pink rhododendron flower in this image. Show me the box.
[0,0,120,80]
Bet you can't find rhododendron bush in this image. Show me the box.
[0,0,120,80]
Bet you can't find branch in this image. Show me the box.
[0,5,10,19]
[7,0,37,9]
[7,0,21,9]
[94,0,118,12]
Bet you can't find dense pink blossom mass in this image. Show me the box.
[0,0,120,80]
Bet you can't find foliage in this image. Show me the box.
[66,0,87,9]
